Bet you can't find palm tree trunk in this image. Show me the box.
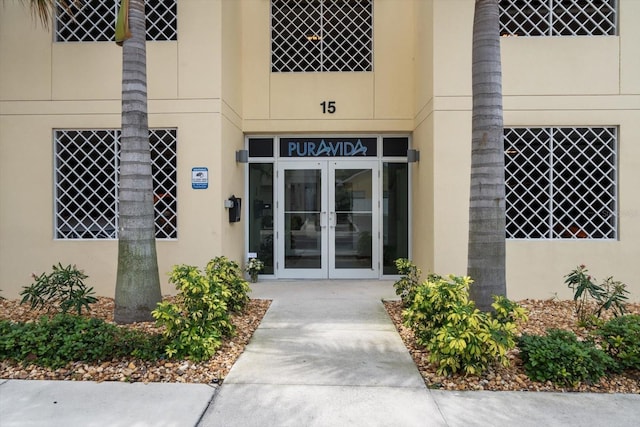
[467,0,506,311]
[114,0,162,323]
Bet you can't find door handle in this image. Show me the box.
[329,212,336,228]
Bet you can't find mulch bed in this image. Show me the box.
[1,296,639,393]
[0,297,270,383]
[384,299,640,393]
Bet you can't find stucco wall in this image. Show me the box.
[0,0,233,298]
[241,0,415,132]
[423,0,640,301]
[1,0,638,301]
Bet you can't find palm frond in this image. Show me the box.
[17,0,82,29]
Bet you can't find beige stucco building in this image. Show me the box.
[1,0,638,301]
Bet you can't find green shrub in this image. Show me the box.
[518,329,616,386]
[206,256,251,312]
[564,265,629,325]
[393,258,422,306]
[402,274,527,376]
[0,315,163,369]
[152,263,235,361]
[20,263,97,315]
[594,314,640,371]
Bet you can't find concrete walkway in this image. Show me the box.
[1,280,639,426]
[199,280,440,426]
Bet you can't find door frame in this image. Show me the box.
[275,159,379,279]
[276,161,328,279]
[328,159,379,279]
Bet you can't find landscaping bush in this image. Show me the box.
[402,274,527,376]
[564,265,629,325]
[392,258,422,306]
[518,329,616,386]
[206,256,251,312]
[594,314,640,371]
[20,263,97,315]
[152,263,236,361]
[0,314,163,369]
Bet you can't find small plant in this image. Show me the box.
[0,314,164,369]
[245,257,264,283]
[20,263,97,315]
[402,274,527,376]
[208,256,251,312]
[393,258,422,306]
[564,265,629,324]
[518,329,616,387]
[152,263,235,361]
[594,314,640,371]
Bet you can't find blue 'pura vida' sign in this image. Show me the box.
[280,137,377,158]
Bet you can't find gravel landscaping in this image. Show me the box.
[0,297,270,384]
[1,296,638,393]
[385,299,640,393]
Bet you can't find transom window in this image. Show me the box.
[55,0,177,42]
[271,0,373,72]
[504,127,617,239]
[499,0,617,36]
[54,129,178,239]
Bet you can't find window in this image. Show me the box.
[504,127,617,239]
[55,0,177,42]
[248,163,275,275]
[271,0,373,72]
[499,0,617,36]
[55,129,178,239]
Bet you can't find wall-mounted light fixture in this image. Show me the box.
[407,149,420,163]
[235,149,249,163]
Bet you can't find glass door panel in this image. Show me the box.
[277,163,328,278]
[277,161,378,279]
[329,161,378,278]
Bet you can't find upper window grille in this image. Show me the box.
[55,0,177,42]
[499,0,617,36]
[55,129,178,239]
[504,127,617,239]
[271,0,373,72]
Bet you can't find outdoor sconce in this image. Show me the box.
[235,149,249,163]
[407,149,420,163]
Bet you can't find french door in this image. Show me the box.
[276,160,379,279]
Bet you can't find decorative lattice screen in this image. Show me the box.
[55,0,177,42]
[271,0,373,72]
[499,0,617,36]
[504,127,617,239]
[54,129,177,239]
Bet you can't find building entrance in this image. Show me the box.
[246,136,411,279]
[277,160,378,279]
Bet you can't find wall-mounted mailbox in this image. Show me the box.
[227,195,241,223]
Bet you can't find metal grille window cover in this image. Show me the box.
[55,0,177,42]
[504,127,617,239]
[55,129,178,239]
[271,0,373,72]
[499,0,617,36]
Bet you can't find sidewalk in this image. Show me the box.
[1,280,639,426]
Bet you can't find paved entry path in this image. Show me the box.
[3,281,639,426]
[199,280,446,426]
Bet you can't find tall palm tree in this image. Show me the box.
[114,0,162,323]
[467,0,506,311]
[23,0,161,322]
